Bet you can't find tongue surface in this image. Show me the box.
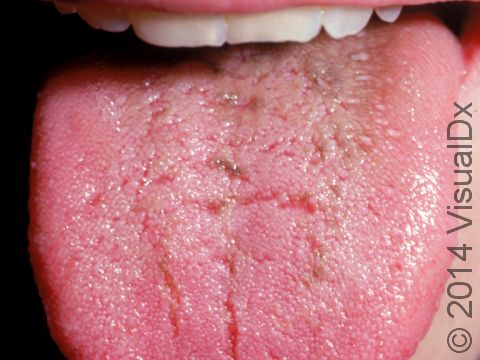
[30,15,463,359]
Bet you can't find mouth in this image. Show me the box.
[54,0,475,45]
[29,1,479,359]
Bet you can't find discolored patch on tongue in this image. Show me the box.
[30,14,463,359]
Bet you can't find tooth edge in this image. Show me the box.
[226,6,324,45]
[130,11,227,47]
[323,6,373,39]
[375,6,403,23]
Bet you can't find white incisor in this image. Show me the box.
[53,1,404,47]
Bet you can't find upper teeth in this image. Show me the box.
[374,6,403,23]
[77,4,130,33]
[226,7,324,45]
[130,12,228,47]
[53,2,403,47]
[323,7,373,39]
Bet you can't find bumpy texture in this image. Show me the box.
[30,15,462,359]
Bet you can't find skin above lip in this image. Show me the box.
[57,0,479,14]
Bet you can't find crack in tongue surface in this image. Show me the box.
[30,14,463,359]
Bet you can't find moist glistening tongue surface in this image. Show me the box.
[30,14,463,359]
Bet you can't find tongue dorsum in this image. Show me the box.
[30,14,464,359]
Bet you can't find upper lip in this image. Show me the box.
[57,0,474,14]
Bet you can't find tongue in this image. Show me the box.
[30,14,465,359]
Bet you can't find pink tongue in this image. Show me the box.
[30,15,464,359]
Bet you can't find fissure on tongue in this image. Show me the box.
[30,14,464,359]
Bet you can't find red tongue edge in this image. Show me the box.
[30,14,465,359]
